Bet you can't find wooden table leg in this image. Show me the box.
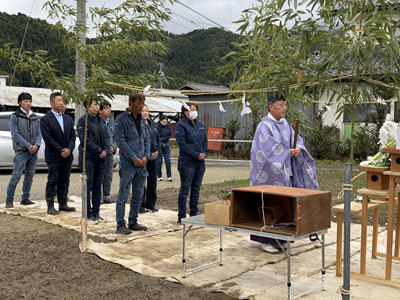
[395,200,400,257]
[386,176,395,280]
[336,212,343,277]
[361,195,368,274]
[372,207,379,259]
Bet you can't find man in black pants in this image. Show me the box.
[40,92,76,215]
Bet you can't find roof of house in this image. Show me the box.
[312,51,387,78]
[178,82,229,92]
[333,0,400,12]
[0,86,182,113]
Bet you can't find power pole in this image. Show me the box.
[75,0,86,125]
[76,0,88,251]
[157,62,165,89]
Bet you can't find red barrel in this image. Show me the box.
[207,126,226,151]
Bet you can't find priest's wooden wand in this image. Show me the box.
[293,120,300,149]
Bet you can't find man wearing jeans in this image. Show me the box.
[114,93,150,234]
[99,101,117,204]
[6,92,42,208]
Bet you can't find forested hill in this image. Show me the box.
[0,12,239,89]
[0,12,74,87]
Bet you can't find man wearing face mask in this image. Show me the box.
[174,102,208,223]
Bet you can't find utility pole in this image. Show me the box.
[75,0,86,126]
[76,0,88,251]
[157,62,165,89]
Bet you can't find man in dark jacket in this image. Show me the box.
[99,101,117,204]
[40,92,76,215]
[77,99,110,222]
[6,92,42,208]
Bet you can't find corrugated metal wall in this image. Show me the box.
[191,94,315,142]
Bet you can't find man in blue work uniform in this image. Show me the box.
[114,93,150,234]
[175,102,208,223]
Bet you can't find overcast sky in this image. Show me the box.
[1,0,261,35]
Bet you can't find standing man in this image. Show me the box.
[250,98,319,253]
[99,101,117,204]
[40,92,76,215]
[156,115,173,181]
[114,93,150,234]
[77,99,110,222]
[5,92,42,208]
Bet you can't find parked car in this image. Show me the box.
[0,111,119,168]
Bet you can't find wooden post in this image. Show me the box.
[386,175,396,280]
[395,200,400,257]
[336,212,343,277]
[360,195,368,274]
[372,207,379,259]
[82,218,87,250]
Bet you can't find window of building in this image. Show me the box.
[343,103,390,122]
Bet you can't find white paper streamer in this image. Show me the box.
[240,93,252,117]
[182,101,191,110]
[376,97,386,105]
[323,103,331,111]
[219,101,226,112]
[143,85,151,96]
[378,114,398,146]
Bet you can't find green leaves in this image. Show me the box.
[3,0,176,105]
[218,0,400,162]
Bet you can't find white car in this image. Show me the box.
[0,111,119,168]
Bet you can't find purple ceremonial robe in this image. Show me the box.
[250,116,319,189]
[249,116,319,245]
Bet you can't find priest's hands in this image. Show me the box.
[291,148,301,157]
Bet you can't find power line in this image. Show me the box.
[169,9,206,29]
[165,2,214,27]
[177,1,234,33]
[9,0,36,87]
[165,4,208,29]
[168,20,193,31]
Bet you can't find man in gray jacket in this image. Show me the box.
[114,93,150,234]
[6,92,42,208]
[99,101,117,204]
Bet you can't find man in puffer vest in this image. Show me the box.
[5,92,42,208]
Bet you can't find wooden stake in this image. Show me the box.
[82,218,87,251]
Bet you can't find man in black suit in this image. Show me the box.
[40,92,76,215]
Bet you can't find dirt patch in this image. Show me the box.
[0,213,234,300]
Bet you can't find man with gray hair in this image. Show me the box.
[250,97,319,253]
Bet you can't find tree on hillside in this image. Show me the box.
[219,0,400,163]
[0,12,74,87]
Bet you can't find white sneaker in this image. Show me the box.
[260,243,280,254]
[158,177,163,181]
[168,177,173,181]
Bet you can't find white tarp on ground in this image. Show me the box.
[1,198,400,299]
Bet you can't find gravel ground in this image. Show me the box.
[0,164,250,204]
